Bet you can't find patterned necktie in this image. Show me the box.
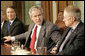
[29,25,37,54]
[59,28,73,52]
[8,22,11,31]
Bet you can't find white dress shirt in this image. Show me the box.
[1,21,5,30]
[31,24,41,51]
[71,22,80,32]
[11,24,41,50]
[9,18,15,26]
[9,16,16,26]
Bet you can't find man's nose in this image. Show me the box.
[36,16,39,20]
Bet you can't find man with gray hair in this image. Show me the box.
[4,6,61,54]
[50,6,84,55]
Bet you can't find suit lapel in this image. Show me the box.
[37,20,46,47]
[57,27,70,52]
[65,22,83,44]
[8,18,17,33]
[25,23,35,47]
[26,23,35,41]
[37,25,46,47]
[60,28,71,44]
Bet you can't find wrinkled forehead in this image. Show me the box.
[32,9,41,13]
[31,10,42,16]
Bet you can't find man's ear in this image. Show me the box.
[72,17,76,21]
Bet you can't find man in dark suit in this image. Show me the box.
[1,10,7,38]
[3,6,25,44]
[50,6,84,55]
[4,6,61,54]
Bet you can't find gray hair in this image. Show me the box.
[29,6,43,16]
[64,6,81,21]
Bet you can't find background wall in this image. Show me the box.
[1,1,13,11]
[52,1,84,24]
[1,1,13,20]
[24,1,41,25]
[1,1,84,24]
[73,1,84,23]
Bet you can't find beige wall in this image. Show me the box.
[1,1,84,23]
[1,1,13,20]
[76,1,84,23]
[73,1,84,23]
[53,1,57,24]
[52,1,84,23]
[1,1,13,11]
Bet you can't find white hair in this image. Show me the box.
[64,6,81,21]
[29,6,43,16]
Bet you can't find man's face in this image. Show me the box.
[1,11,4,23]
[30,10,43,25]
[6,8,16,20]
[63,11,74,27]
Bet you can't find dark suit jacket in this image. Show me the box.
[56,21,84,55]
[3,17,26,44]
[15,20,61,51]
[1,20,7,38]
[3,17,25,36]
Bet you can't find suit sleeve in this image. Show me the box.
[47,24,62,52]
[15,31,29,40]
[50,25,61,43]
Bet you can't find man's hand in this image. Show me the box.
[4,36,12,42]
[50,46,57,54]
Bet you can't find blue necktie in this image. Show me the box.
[8,22,11,31]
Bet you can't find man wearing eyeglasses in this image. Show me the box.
[50,6,84,55]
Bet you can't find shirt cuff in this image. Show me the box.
[11,36,15,42]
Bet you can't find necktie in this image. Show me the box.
[29,25,37,54]
[8,22,11,31]
[59,28,73,52]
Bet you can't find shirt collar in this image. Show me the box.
[72,22,80,30]
[32,24,41,31]
[1,21,5,30]
[9,16,16,25]
[35,24,42,27]
[1,20,5,25]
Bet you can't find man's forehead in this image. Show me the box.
[32,10,40,12]
[32,10,41,15]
